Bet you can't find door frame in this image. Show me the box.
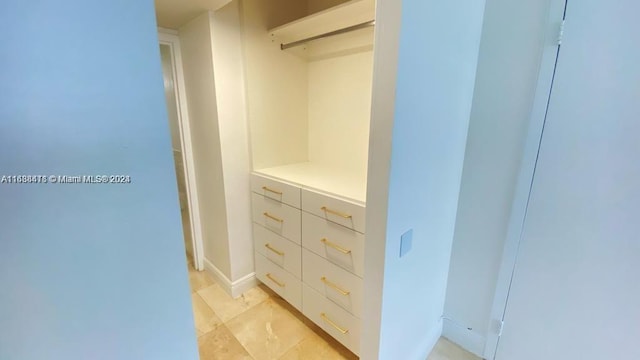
[158,28,205,271]
[483,0,567,358]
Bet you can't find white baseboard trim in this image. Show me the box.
[203,258,258,299]
[231,271,259,298]
[203,258,232,293]
[442,317,486,358]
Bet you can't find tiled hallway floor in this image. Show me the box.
[187,262,480,360]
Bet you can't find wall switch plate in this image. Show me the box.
[400,229,413,257]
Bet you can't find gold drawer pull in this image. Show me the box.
[321,206,352,219]
[321,276,350,295]
[265,243,284,256]
[262,186,282,195]
[263,212,284,223]
[321,238,351,254]
[320,313,349,334]
[266,273,285,287]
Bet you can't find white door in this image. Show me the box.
[495,0,640,359]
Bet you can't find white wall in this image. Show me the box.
[0,1,198,359]
[241,0,374,174]
[210,3,254,283]
[363,0,486,358]
[241,0,309,170]
[177,4,257,291]
[442,0,553,355]
[179,13,232,279]
[307,51,373,177]
[495,1,640,357]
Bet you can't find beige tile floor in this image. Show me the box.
[187,261,480,360]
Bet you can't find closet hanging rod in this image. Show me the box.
[280,20,375,50]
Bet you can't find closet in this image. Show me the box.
[171,0,486,357]
[242,0,376,355]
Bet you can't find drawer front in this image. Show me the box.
[302,249,363,318]
[255,253,302,310]
[301,189,366,233]
[253,223,301,279]
[302,284,361,356]
[302,212,364,277]
[251,173,301,209]
[251,192,301,244]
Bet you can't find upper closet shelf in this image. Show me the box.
[269,0,376,50]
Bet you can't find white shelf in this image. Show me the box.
[269,0,376,45]
[254,162,367,205]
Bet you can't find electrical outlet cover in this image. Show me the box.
[400,229,413,257]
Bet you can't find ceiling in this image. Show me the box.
[154,0,232,29]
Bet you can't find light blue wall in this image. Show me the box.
[376,0,486,358]
[496,0,640,358]
[443,0,552,354]
[0,1,198,359]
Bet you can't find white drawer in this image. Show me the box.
[251,192,301,244]
[301,189,365,233]
[302,284,361,356]
[251,173,301,209]
[253,223,301,279]
[255,253,302,311]
[302,249,363,318]
[302,212,364,277]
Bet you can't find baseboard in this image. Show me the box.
[231,271,259,298]
[203,258,258,299]
[442,317,486,358]
[203,258,232,293]
[409,318,444,360]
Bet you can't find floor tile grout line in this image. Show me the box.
[196,285,272,325]
[222,323,256,360]
[275,337,306,360]
[191,292,222,339]
[196,322,256,359]
[219,294,271,325]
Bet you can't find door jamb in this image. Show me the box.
[158,28,205,271]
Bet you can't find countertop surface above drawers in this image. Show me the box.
[253,163,367,205]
